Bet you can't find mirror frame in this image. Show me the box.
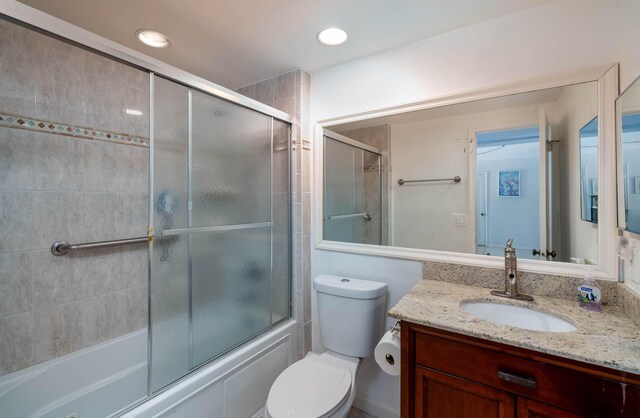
[313,66,619,280]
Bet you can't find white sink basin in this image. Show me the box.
[461,301,577,333]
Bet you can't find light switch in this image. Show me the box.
[453,213,467,227]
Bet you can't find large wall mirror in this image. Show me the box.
[321,81,600,264]
[617,75,640,234]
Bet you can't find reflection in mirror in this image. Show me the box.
[324,81,599,264]
[579,117,598,223]
[323,131,383,245]
[618,75,640,233]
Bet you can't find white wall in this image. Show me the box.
[617,0,640,91]
[390,122,468,251]
[390,103,553,252]
[311,0,617,122]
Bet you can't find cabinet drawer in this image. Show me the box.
[415,331,640,417]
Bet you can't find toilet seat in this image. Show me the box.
[266,354,352,418]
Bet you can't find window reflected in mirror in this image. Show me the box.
[579,117,598,224]
[323,81,599,264]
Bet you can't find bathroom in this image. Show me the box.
[0,0,639,417]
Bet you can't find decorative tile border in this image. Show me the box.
[0,112,149,148]
[364,164,382,172]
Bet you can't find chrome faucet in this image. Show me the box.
[490,239,534,301]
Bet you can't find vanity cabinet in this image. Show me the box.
[401,322,640,418]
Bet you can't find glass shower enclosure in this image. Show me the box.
[150,75,291,392]
[323,130,382,245]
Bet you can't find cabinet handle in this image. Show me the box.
[498,370,537,389]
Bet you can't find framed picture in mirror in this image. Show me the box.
[498,170,520,197]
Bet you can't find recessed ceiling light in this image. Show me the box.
[317,27,348,46]
[136,30,170,48]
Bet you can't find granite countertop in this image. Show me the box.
[389,279,640,375]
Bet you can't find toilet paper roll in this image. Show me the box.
[374,330,401,376]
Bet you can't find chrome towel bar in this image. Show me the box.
[397,176,461,186]
[324,212,372,222]
[51,236,151,256]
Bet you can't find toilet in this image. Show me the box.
[264,275,388,418]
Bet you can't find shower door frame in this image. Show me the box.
[148,73,293,394]
[322,129,383,245]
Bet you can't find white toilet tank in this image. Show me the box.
[314,275,388,358]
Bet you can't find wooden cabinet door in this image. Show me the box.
[415,366,515,418]
[517,398,586,418]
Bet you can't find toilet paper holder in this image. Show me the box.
[384,321,401,366]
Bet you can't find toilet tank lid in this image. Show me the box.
[313,275,387,299]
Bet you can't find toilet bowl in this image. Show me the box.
[264,275,387,418]
[264,351,360,418]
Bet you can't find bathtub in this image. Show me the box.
[0,320,296,418]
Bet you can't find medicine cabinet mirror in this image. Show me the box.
[617,75,640,235]
[321,81,600,265]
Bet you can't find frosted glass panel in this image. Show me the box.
[324,217,362,243]
[191,228,272,367]
[150,76,190,392]
[272,119,290,324]
[324,138,361,216]
[150,76,290,393]
[191,90,272,227]
[324,137,365,243]
[153,77,189,231]
[149,235,190,391]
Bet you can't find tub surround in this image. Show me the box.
[0,18,149,376]
[389,279,640,375]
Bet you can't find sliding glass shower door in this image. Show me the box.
[323,133,382,245]
[149,76,290,392]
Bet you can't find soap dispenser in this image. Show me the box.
[577,270,601,312]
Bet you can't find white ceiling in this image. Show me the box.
[18,0,554,89]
